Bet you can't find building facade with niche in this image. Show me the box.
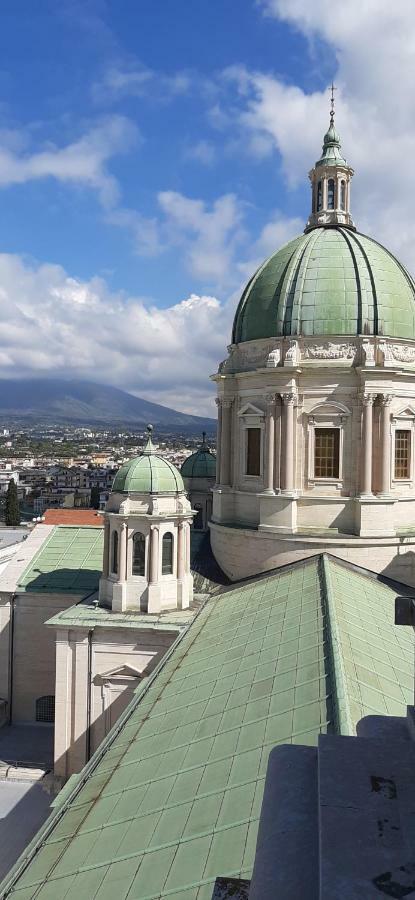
[210,117,415,587]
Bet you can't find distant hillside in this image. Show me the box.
[0,378,216,432]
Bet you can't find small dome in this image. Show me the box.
[181,436,216,479]
[232,226,415,343]
[112,427,184,494]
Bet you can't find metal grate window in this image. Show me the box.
[395,430,411,479]
[314,428,340,478]
[36,695,55,724]
[132,532,145,576]
[327,178,335,210]
[112,530,118,574]
[162,532,174,575]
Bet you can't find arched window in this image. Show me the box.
[162,532,174,575]
[36,695,55,724]
[132,532,146,576]
[327,179,335,210]
[317,180,322,211]
[340,180,346,211]
[193,504,204,531]
[112,530,119,574]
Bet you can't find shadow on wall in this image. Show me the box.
[23,567,102,594]
[382,547,415,590]
[0,777,54,883]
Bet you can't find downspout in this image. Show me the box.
[8,595,15,725]
[86,628,93,762]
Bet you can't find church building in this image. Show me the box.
[2,108,415,900]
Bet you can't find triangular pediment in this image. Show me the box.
[238,402,264,417]
[396,405,415,418]
[101,664,143,680]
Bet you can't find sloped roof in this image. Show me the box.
[2,555,413,899]
[42,510,104,526]
[17,526,104,595]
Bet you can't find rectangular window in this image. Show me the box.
[246,427,261,476]
[394,430,411,479]
[314,428,340,478]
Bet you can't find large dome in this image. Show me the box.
[112,455,184,494]
[232,226,415,343]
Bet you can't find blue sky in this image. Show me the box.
[0,1,412,413]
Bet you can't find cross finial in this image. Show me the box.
[330,81,337,126]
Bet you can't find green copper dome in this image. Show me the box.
[112,429,184,494]
[232,226,415,342]
[181,436,216,479]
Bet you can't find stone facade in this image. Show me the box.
[211,335,415,586]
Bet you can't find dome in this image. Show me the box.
[232,226,415,343]
[112,429,184,494]
[181,437,216,479]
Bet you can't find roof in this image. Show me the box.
[42,509,104,526]
[17,526,104,595]
[181,446,216,479]
[112,455,184,494]
[315,122,347,168]
[3,554,413,899]
[232,226,415,342]
[47,596,202,632]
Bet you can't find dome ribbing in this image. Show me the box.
[232,226,415,343]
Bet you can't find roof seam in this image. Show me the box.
[320,554,354,735]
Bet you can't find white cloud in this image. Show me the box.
[158,190,245,283]
[0,116,138,207]
[0,253,234,415]
[184,140,216,166]
[217,2,415,268]
[92,64,192,104]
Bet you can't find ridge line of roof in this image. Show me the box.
[320,554,354,736]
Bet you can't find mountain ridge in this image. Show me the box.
[0,378,216,432]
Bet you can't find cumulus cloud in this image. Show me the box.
[0,116,138,207]
[158,190,246,283]
[224,1,415,267]
[0,252,234,415]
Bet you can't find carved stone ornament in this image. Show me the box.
[303,342,356,360]
[281,392,297,405]
[284,340,299,365]
[389,345,415,364]
[362,340,375,365]
[266,347,281,367]
[361,393,375,406]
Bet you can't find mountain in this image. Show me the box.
[0,378,216,432]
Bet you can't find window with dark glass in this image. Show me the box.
[112,530,119,574]
[36,695,55,723]
[132,532,145,575]
[317,180,322,211]
[193,504,204,530]
[246,427,261,476]
[327,179,335,210]
[394,430,411,479]
[162,532,174,575]
[314,428,340,478]
[340,180,346,211]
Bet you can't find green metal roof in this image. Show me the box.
[112,455,184,495]
[232,226,415,342]
[18,526,104,595]
[315,123,347,168]
[181,446,216,479]
[3,555,413,899]
[46,597,201,632]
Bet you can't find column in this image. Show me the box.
[281,393,296,493]
[219,398,233,487]
[360,394,374,495]
[378,394,392,495]
[177,522,185,580]
[274,395,281,492]
[102,519,110,577]
[149,525,159,584]
[118,522,127,582]
[215,398,222,484]
[185,523,191,573]
[263,394,275,493]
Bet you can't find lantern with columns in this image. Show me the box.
[99,427,194,613]
[209,106,415,589]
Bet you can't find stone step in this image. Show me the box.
[249,744,319,900]
[318,732,415,899]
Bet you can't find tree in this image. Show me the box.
[90,484,101,510]
[5,479,20,526]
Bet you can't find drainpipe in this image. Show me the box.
[86,629,93,763]
[8,595,15,725]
